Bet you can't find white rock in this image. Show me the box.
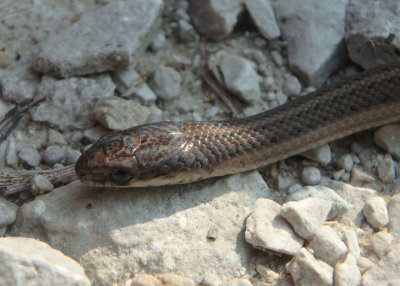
[244,0,280,40]
[350,167,375,184]
[363,196,389,229]
[0,198,18,228]
[343,228,360,259]
[301,166,321,185]
[282,74,302,96]
[42,145,67,165]
[226,278,253,286]
[47,129,66,145]
[274,0,348,86]
[32,0,164,77]
[280,197,332,240]
[388,193,400,241]
[150,66,182,99]
[371,231,393,258]
[0,237,90,286]
[286,185,349,219]
[11,171,271,285]
[189,0,243,40]
[245,198,304,255]
[374,124,400,159]
[338,154,354,172]
[309,226,347,266]
[220,54,261,104]
[377,154,396,183]
[362,243,400,286]
[93,97,158,130]
[334,253,361,286]
[286,248,333,286]
[18,147,41,167]
[357,257,375,274]
[301,144,331,165]
[31,175,54,196]
[178,19,197,42]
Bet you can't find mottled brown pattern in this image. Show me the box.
[75,65,400,187]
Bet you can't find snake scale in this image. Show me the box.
[75,65,400,187]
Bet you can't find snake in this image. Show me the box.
[75,64,400,187]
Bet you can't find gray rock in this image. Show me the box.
[334,253,361,286]
[220,54,261,103]
[32,0,163,77]
[282,74,302,96]
[286,185,349,220]
[150,66,182,99]
[0,65,38,104]
[309,226,347,266]
[10,171,271,285]
[350,167,375,184]
[374,124,400,159]
[371,231,393,258]
[345,0,400,69]
[301,166,321,185]
[93,97,160,130]
[388,193,400,242]
[178,19,198,42]
[338,154,354,172]
[30,75,115,130]
[245,198,304,255]
[0,198,17,228]
[343,228,360,259]
[244,0,280,40]
[274,0,348,86]
[64,149,81,165]
[42,145,67,165]
[47,129,66,145]
[287,248,333,286]
[189,0,243,40]
[31,175,54,196]
[0,237,90,286]
[280,197,331,240]
[363,196,389,229]
[18,147,41,167]
[377,154,396,183]
[301,144,332,165]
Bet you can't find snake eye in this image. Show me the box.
[110,169,132,185]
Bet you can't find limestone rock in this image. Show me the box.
[244,0,280,40]
[363,196,389,229]
[334,253,361,286]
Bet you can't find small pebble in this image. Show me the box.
[42,145,67,165]
[338,154,353,172]
[282,75,302,96]
[150,66,182,99]
[31,175,54,196]
[371,231,393,258]
[377,154,396,183]
[301,144,331,165]
[47,129,66,145]
[301,166,321,185]
[334,253,361,286]
[351,167,375,184]
[363,196,389,229]
[18,147,41,167]
[374,124,400,159]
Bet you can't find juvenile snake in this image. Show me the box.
[75,65,400,187]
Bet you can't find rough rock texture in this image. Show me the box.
[286,248,333,286]
[280,197,332,240]
[345,0,400,69]
[0,237,90,286]
[363,196,389,229]
[334,253,361,286]
[388,193,400,242]
[245,198,304,255]
[301,144,332,165]
[10,171,270,285]
[189,0,243,41]
[30,75,115,130]
[150,66,182,100]
[274,0,348,86]
[32,0,164,77]
[374,124,400,159]
[244,0,280,40]
[0,198,18,229]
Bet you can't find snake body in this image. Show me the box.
[75,65,400,187]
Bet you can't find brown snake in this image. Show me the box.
[75,65,400,187]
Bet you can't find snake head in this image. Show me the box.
[75,122,194,187]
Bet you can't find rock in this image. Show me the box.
[301,144,331,165]
[345,0,400,69]
[301,166,321,185]
[30,75,115,130]
[377,154,396,183]
[64,149,81,165]
[357,257,375,274]
[0,237,89,286]
[0,65,38,104]
[374,124,400,159]
[0,198,17,228]
[188,0,243,41]
[178,19,198,42]
[245,198,304,255]
[286,248,333,286]
[350,167,375,184]
[286,185,349,219]
[362,243,400,286]
[363,196,389,229]
[244,0,280,40]
[47,129,66,145]
[274,0,348,86]
[338,154,353,172]
[93,97,158,130]
[334,253,361,286]
[10,171,271,285]
[280,197,332,240]
[226,278,253,286]
[282,74,302,96]
[150,66,182,100]
[32,0,163,77]
[343,228,360,259]
[220,54,261,104]
[388,193,400,242]
[31,175,54,196]
[131,273,195,286]
[42,145,67,165]
[371,231,393,258]
[18,147,41,167]
[309,226,347,266]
